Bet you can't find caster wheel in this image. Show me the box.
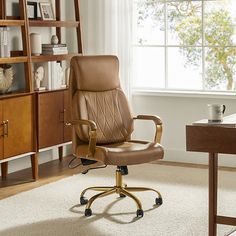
[155,197,163,205]
[85,208,92,217]
[80,197,88,205]
[119,193,126,198]
[136,209,144,218]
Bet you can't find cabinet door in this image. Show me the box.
[3,96,34,158]
[38,91,64,149]
[63,90,72,142]
[0,101,3,160]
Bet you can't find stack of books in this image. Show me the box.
[0,27,10,58]
[42,44,68,55]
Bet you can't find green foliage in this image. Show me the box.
[136,0,236,90]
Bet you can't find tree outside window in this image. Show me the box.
[133,0,236,91]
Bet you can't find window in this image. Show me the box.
[133,0,236,92]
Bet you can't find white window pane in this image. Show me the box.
[204,0,236,46]
[205,47,236,91]
[168,47,202,89]
[133,0,164,45]
[133,47,165,88]
[167,1,202,45]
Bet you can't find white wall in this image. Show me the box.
[132,93,236,167]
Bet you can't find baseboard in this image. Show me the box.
[161,149,236,168]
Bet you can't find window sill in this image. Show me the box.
[132,89,236,99]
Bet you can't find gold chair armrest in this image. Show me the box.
[70,119,97,158]
[70,119,97,131]
[133,115,163,143]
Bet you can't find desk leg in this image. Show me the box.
[209,153,218,236]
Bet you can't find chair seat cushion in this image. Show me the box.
[75,140,164,166]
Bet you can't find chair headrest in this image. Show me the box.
[70,55,120,91]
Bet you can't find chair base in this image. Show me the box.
[80,169,163,217]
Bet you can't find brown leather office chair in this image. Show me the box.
[69,55,164,217]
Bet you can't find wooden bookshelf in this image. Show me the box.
[29,20,79,27]
[0,0,83,181]
[0,56,28,64]
[0,19,25,26]
[31,53,80,63]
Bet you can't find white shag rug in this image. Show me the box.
[0,164,236,236]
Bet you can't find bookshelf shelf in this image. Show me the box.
[0,56,28,64]
[31,53,80,63]
[0,20,25,26]
[0,91,34,100]
[35,88,68,94]
[29,20,79,27]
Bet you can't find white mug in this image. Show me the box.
[207,104,226,122]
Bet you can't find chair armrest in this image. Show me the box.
[133,115,163,143]
[69,119,97,158]
[134,115,162,125]
[70,119,97,131]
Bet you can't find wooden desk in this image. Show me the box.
[186,125,236,236]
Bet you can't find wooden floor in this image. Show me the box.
[1,157,236,200]
[0,155,98,200]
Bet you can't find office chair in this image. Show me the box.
[69,55,164,217]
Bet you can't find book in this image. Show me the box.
[41,50,68,55]
[193,114,236,127]
[0,27,10,58]
[42,44,67,48]
[51,62,67,89]
[42,47,68,52]
[3,27,10,57]
[0,28,3,57]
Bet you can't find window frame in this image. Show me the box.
[132,0,236,95]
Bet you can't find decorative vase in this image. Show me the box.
[51,35,59,45]
[30,33,42,56]
[0,65,14,94]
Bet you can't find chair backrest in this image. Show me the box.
[69,55,133,144]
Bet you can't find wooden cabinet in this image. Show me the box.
[3,95,34,158]
[0,95,34,159]
[0,95,37,180]
[37,90,71,149]
[0,101,3,160]
[63,90,72,142]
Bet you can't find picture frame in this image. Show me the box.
[39,2,55,21]
[27,1,38,20]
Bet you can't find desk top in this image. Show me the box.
[186,115,236,154]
